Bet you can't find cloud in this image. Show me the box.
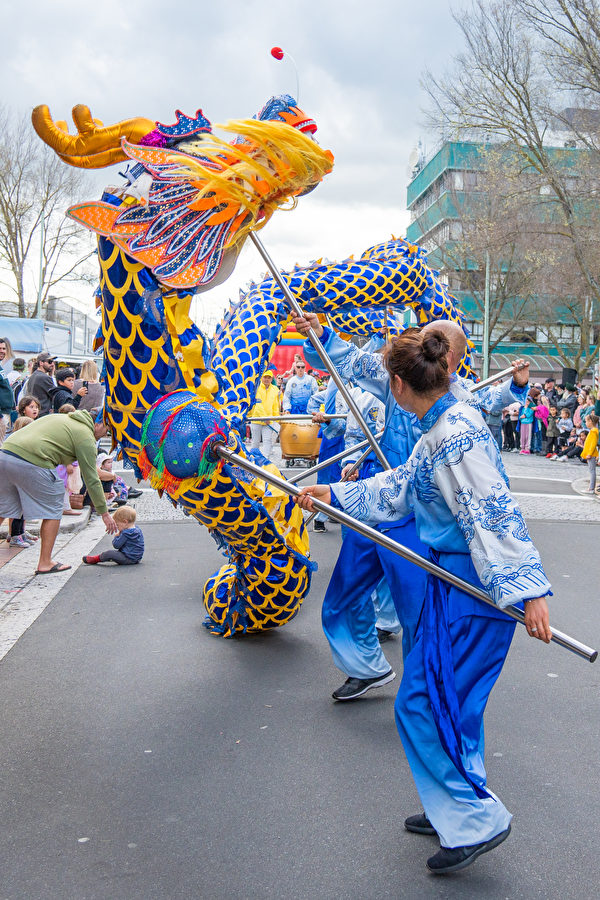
[1,0,466,317]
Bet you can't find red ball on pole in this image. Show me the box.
[271,46,284,60]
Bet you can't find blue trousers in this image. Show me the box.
[371,578,401,633]
[314,434,344,525]
[394,552,515,848]
[321,519,428,679]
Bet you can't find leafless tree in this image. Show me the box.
[0,107,95,318]
[420,146,555,351]
[423,0,600,376]
[516,0,600,106]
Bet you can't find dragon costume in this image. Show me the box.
[32,96,472,636]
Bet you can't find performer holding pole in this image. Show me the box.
[295,327,550,874]
[307,379,347,533]
[249,232,392,471]
[291,310,531,701]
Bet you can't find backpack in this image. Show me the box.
[12,373,27,405]
[0,371,15,414]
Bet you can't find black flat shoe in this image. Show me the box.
[376,628,395,644]
[404,813,436,836]
[331,669,396,701]
[426,825,511,875]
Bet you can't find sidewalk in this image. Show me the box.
[0,508,91,571]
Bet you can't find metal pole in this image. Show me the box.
[288,431,385,484]
[215,444,598,663]
[342,443,374,479]
[35,213,45,319]
[469,365,514,393]
[249,231,391,471]
[482,250,491,381]
[468,361,529,394]
[303,440,375,526]
[247,414,347,423]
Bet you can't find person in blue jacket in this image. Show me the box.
[293,311,530,701]
[296,326,550,875]
[282,361,318,414]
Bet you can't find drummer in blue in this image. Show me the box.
[295,326,551,875]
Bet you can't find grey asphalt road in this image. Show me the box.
[1,518,599,900]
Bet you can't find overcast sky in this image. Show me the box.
[2,0,467,327]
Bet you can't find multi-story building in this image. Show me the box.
[405,138,597,381]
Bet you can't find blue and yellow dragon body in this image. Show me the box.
[33,96,472,636]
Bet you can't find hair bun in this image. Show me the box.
[421,331,449,363]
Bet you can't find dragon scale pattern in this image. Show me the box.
[95,235,471,637]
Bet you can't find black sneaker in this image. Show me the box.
[426,825,511,875]
[377,628,395,644]
[126,489,143,499]
[332,669,396,701]
[405,813,437,835]
[313,520,327,533]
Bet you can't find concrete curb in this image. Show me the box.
[571,476,600,498]
[0,507,91,539]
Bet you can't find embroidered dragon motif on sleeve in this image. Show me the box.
[371,466,412,518]
[454,484,532,544]
[431,426,491,469]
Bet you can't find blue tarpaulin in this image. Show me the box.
[0,317,46,353]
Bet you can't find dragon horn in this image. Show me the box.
[31,104,155,169]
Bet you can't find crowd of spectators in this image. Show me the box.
[486,375,600,493]
[0,342,141,571]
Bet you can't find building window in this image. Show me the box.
[509,326,537,343]
[466,321,484,339]
[450,170,477,192]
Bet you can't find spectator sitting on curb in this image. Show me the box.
[0,410,117,574]
[83,505,144,566]
[49,369,88,413]
[551,428,585,461]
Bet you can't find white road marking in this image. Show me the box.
[512,492,593,501]
[510,475,575,483]
[0,519,107,662]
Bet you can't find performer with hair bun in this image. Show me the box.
[293,310,531,702]
[296,327,551,875]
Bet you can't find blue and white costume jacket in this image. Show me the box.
[330,393,551,609]
[343,386,385,467]
[306,382,347,440]
[282,373,319,415]
[305,327,528,474]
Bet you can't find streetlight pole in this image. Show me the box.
[482,250,491,381]
[35,213,45,319]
